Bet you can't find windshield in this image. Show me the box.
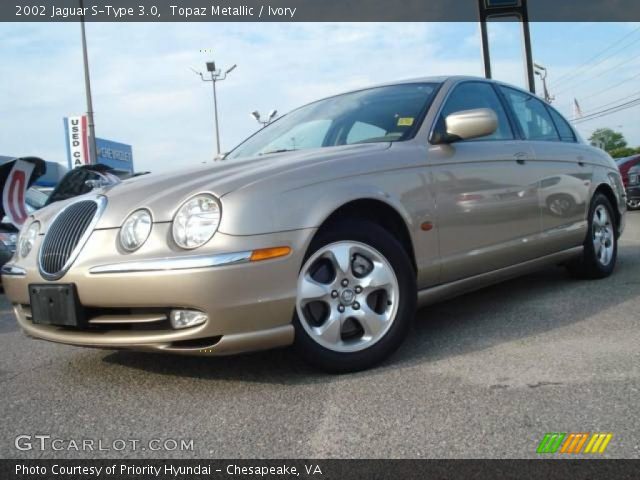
[228,83,440,160]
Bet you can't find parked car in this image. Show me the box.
[2,77,626,372]
[0,157,47,277]
[616,154,640,209]
[626,164,640,209]
[0,163,140,277]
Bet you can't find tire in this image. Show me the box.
[628,199,640,211]
[567,193,618,279]
[293,220,416,373]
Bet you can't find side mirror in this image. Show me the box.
[442,108,498,143]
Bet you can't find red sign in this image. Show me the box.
[2,159,35,227]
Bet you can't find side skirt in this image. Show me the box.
[417,247,583,308]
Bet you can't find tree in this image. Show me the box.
[588,128,627,153]
[609,146,640,159]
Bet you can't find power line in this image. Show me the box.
[555,53,640,96]
[573,88,640,118]
[550,25,640,88]
[578,71,640,103]
[574,98,640,123]
[572,97,640,124]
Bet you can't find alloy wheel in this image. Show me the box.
[592,205,614,267]
[296,241,399,353]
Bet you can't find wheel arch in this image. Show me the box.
[311,198,417,272]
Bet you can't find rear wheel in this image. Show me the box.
[628,199,640,210]
[293,220,416,372]
[567,193,617,279]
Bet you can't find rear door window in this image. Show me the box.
[547,107,576,142]
[500,87,560,142]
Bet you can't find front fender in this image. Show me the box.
[218,178,416,236]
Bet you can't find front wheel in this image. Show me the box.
[293,220,416,372]
[567,193,618,279]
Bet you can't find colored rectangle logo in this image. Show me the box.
[537,433,612,454]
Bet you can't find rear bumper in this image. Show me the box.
[2,226,314,355]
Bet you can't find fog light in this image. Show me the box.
[170,309,207,329]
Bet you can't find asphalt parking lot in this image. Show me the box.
[1,213,639,459]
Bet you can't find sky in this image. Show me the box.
[1,21,639,173]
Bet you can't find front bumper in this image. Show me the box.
[627,185,640,202]
[2,225,315,355]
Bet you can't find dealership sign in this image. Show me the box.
[96,138,134,173]
[64,116,134,173]
[63,116,90,168]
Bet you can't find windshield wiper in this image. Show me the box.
[259,148,297,156]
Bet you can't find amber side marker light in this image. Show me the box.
[421,221,434,231]
[250,246,292,262]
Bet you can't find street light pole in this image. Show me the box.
[534,63,554,103]
[211,74,221,155]
[193,62,237,157]
[250,110,278,128]
[79,0,97,165]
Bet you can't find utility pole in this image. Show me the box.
[193,62,237,157]
[250,110,278,128]
[534,63,554,103]
[79,0,97,164]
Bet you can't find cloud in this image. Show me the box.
[1,22,638,172]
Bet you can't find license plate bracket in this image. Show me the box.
[29,284,85,327]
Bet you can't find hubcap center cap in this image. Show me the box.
[340,289,356,305]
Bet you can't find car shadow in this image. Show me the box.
[397,244,640,369]
[102,244,640,383]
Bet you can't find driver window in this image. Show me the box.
[438,82,514,141]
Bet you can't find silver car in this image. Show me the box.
[2,76,626,372]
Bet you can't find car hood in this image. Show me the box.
[60,143,390,230]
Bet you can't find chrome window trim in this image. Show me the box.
[89,251,252,274]
[38,195,108,281]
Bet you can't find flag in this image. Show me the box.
[573,98,583,119]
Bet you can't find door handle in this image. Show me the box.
[514,152,528,165]
[577,155,586,166]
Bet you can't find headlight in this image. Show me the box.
[119,209,152,252]
[172,194,221,249]
[19,221,40,258]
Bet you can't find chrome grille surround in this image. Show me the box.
[38,196,107,280]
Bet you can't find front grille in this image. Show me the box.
[39,198,103,279]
